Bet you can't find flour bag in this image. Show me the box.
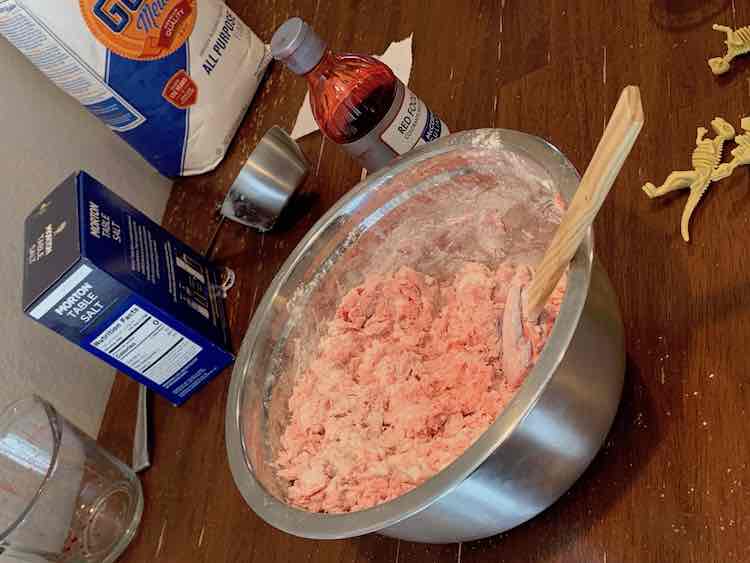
[0,0,270,176]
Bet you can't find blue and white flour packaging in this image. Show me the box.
[0,0,270,176]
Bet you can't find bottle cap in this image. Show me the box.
[271,18,327,75]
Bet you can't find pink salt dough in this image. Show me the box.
[276,263,567,513]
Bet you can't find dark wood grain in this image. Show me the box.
[98,1,750,561]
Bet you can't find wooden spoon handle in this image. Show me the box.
[527,86,644,315]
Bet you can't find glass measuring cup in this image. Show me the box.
[0,396,142,562]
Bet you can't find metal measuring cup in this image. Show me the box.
[221,126,310,231]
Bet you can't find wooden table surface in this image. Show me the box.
[98,1,750,561]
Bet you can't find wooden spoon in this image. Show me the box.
[526,85,644,315]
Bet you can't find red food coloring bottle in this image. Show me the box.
[271,18,450,172]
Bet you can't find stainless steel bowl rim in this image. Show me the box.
[226,129,593,539]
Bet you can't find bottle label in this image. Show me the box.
[380,87,449,155]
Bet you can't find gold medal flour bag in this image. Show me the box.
[0,0,270,176]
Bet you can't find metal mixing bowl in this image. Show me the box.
[226,129,625,543]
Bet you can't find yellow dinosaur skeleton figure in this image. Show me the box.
[715,118,750,177]
[709,24,750,75]
[642,118,735,242]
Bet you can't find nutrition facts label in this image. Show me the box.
[90,305,201,385]
[0,0,145,131]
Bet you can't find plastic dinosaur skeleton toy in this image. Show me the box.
[709,24,750,75]
[715,118,750,177]
[642,118,735,242]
